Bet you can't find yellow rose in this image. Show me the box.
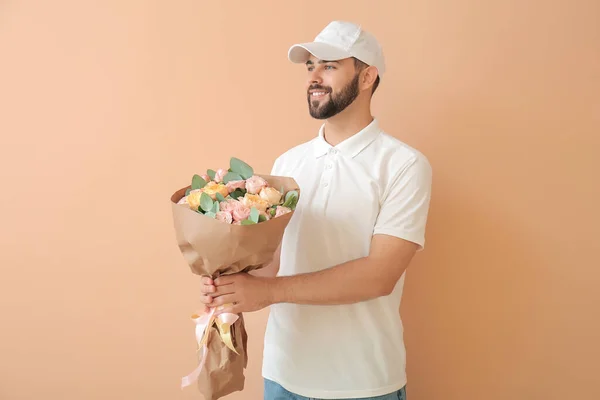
[201,182,229,200]
[259,187,282,206]
[185,189,203,210]
[240,193,270,212]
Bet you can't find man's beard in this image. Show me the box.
[307,74,360,120]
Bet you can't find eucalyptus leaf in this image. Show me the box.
[230,188,246,200]
[283,190,299,209]
[249,207,259,223]
[240,219,256,225]
[230,157,254,180]
[211,201,220,214]
[205,211,216,219]
[215,192,226,202]
[258,214,267,222]
[200,192,213,212]
[223,172,243,184]
[185,188,192,196]
[207,169,217,180]
[192,174,207,190]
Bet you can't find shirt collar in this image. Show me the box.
[312,118,382,158]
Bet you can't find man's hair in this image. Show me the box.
[353,58,380,95]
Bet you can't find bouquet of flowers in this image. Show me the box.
[170,157,299,400]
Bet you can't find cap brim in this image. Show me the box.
[288,42,352,64]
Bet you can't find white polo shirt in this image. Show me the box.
[262,118,432,399]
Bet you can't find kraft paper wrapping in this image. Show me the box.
[170,174,299,400]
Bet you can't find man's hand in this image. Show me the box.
[198,235,419,312]
[199,273,274,315]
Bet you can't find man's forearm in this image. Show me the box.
[267,256,398,306]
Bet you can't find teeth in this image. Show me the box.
[312,92,326,96]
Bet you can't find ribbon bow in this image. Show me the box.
[180,305,239,389]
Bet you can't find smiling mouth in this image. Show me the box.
[309,91,329,98]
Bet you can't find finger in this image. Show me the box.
[208,294,237,307]
[200,294,213,305]
[214,276,235,286]
[201,283,216,294]
[212,285,235,297]
[201,276,213,285]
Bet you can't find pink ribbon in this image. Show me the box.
[180,307,239,389]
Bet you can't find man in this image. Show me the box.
[200,21,432,400]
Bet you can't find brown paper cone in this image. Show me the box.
[170,174,299,399]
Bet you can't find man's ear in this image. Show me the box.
[361,66,379,92]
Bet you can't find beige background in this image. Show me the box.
[1,1,599,399]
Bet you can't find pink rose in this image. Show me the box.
[231,201,251,222]
[214,168,227,183]
[275,206,292,217]
[219,198,238,213]
[201,174,210,182]
[215,211,233,224]
[245,175,268,194]
[226,179,246,192]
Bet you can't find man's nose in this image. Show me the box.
[307,69,323,86]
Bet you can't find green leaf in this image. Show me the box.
[240,219,256,225]
[269,207,277,218]
[230,157,254,180]
[282,190,299,210]
[223,172,243,184]
[200,192,213,212]
[215,192,226,202]
[249,207,259,223]
[197,205,204,214]
[207,169,217,181]
[192,174,207,190]
[211,201,220,214]
[230,188,246,200]
[205,211,216,219]
[185,188,192,196]
[258,214,267,222]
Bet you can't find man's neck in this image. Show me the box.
[321,106,374,146]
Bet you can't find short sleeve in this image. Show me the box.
[373,154,433,251]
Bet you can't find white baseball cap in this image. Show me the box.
[288,21,386,76]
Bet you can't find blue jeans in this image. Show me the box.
[264,379,407,400]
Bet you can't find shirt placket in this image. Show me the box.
[319,148,338,211]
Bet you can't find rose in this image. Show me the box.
[259,187,282,205]
[240,193,270,213]
[185,189,204,210]
[231,201,251,222]
[215,211,233,224]
[219,198,239,213]
[201,182,230,200]
[245,175,268,194]
[201,174,210,182]
[226,180,246,192]
[275,206,292,217]
[214,168,227,183]
[177,195,190,206]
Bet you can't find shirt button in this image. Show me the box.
[323,182,329,187]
